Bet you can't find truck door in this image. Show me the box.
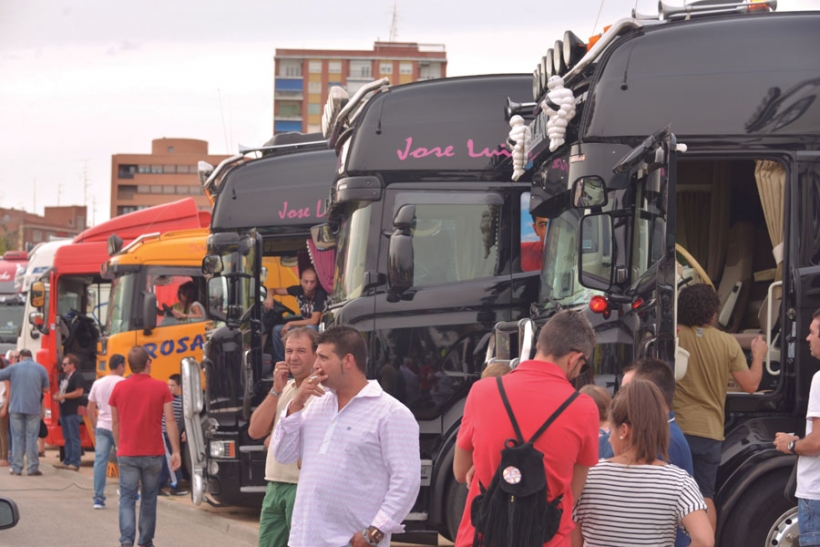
[576,128,679,367]
[792,153,820,413]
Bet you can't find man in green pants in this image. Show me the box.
[248,327,318,546]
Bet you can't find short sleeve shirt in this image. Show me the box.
[87,374,125,430]
[286,286,327,318]
[672,325,748,440]
[454,360,600,547]
[59,371,85,416]
[797,370,820,500]
[109,374,173,457]
[0,360,49,415]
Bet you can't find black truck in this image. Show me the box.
[489,3,820,546]
[182,135,337,507]
[315,74,539,539]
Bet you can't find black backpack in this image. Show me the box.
[471,377,579,547]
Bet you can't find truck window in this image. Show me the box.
[107,273,136,335]
[394,191,503,287]
[145,268,208,326]
[521,191,549,273]
[334,202,373,302]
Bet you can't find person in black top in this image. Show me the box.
[264,266,327,363]
[53,353,84,471]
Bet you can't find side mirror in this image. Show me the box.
[202,255,223,276]
[207,276,228,323]
[0,497,20,530]
[310,224,337,251]
[572,176,607,208]
[30,281,45,308]
[29,311,44,328]
[107,234,124,256]
[387,204,415,302]
[143,293,157,333]
[578,213,614,291]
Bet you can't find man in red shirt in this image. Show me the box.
[110,346,181,547]
[454,310,600,547]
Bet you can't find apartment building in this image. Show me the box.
[110,138,229,218]
[274,41,447,134]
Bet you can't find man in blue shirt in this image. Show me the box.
[0,349,49,476]
[602,358,694,547]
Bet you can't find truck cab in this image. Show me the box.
[182,135,336,507]
[316,74,538,539]
[100,228,211,382]
[27,198,209,448]
[494,5,820,546]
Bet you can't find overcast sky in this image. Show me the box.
[1,0,817,225]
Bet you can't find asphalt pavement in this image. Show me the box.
[0,447,449,546]
[0,447,258,547]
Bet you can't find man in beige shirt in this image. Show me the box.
[672,284,767,530]
[248,327,318,546]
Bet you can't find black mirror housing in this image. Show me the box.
[202,255,223,276]
[143,293,157,333]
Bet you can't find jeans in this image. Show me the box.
[119,455,163,547]
[9,413,40,474]
[93,427,116,501]
[800,498,820,546]
[270,324,318,363]
[61,413,83,467]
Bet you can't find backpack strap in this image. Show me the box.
[496,376,525,443]
[528,391,579,445]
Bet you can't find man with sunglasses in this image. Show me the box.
[53,353,85,472]
[453,310,600,547]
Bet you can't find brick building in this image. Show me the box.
[0,205,87,251]
[110,138,230,218]
[274,41,447,134]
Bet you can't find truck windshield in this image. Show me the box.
[333,202,373,303]
[108,273,136,335]
[0,303,24,343]
[539,207,598,310]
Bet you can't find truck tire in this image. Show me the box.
[718,469,797,547]
[443,478,468,542]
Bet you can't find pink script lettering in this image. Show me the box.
[397,137,456,161]
[277,200,327,221]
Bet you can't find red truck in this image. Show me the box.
[27,198,210,449]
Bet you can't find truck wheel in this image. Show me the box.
[718,470,797,547]
[442,478,468,542]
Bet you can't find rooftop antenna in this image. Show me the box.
[218,88,230,154]
[389,0,398,42]
[32,178,36,214]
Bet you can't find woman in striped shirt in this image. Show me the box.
[573,379,714,547]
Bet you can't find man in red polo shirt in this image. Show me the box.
[110,346,181,547]
[454,310,600,547]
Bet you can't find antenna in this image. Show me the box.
[32,178,36,214]
[218,88,230,153]
[81,159,91,208]
[389,0,398,42]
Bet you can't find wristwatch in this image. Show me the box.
[270,387,282,397]
[789,439,798,454]
[364,526,384,545]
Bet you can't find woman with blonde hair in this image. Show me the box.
[573,379,713,547]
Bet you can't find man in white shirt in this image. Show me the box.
[248,327,318,547]
[776,309,820,546]
[87,353,126,509]
[273,325,420,547]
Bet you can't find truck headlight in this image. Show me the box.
[209,440,236,459]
